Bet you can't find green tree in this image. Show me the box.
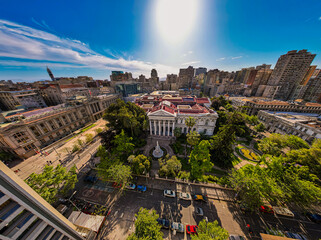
[185,117,196,158]
[127,208,163,240]
[191,219,229,240]
[104,99,149,139]
[77,139,83,147]
[85,133,94,143]
[26,165,78,203]
[130,154,150,175]
[254,122,265,132]
[98,163,132,189]
[72,144,80,153]
[189,140,213,180]
[112,130,135,160]
[95,128,103,134]
[187,131,201,147]
[174,127,182,138]
[159,156,182,177]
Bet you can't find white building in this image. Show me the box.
[139,100,218,136]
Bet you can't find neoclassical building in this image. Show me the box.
[137,96,218,136]
[0,94,118,159]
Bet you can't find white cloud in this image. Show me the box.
[0,19,177,78]
[319,16,321,20]
[216,57,226,61]
[182,50,193,57]
[231,56,243,60]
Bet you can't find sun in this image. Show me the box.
[154,0,199,45]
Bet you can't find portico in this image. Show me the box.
[149,119,175,136]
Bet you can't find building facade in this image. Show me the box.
[262,50,316,100]
[230,97,321,115]
[136,95,218,136]
[0,161,85,240]
[258,110,321,143]
[0,95,118,159]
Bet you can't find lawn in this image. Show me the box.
[65,124,97,142]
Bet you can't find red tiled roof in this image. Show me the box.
[196,98,210,104]
[59,84,84,89]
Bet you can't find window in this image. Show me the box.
[55,118,63,127]
[30,126,41,137]
[39,123,48,133]
[68,114,74,122]
[62,116,69,124]
[12,132,29,143]
[49,135,53,140]
[48,120,56,130]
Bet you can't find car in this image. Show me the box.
[186,225,198,235]
[171,222,184,233]
[306,212,321,223]
[192,194,207,202]
[126,183,136,190]
[259,205,274,214]
[229,235,246,240]
[273,206,294,217]
[285,232,307,240]
[137,185,147,192]
[164,190,176,198]
[84,175,98,183]
[112,182,122,188]
[195,207,204,216]
[178,192,192,201]
[157,218,170,228]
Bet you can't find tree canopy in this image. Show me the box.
[26,165,78,204]
[127,208,163,240]
[98,163,132,189]
[191,219,229,240]
[112,129,135,160]
[159,155,182,177]
[128,154,150,175]
[103,99,149,139]
[189,140,213,180]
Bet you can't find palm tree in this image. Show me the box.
[184,117,196,158]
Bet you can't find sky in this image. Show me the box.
[0,0,321,81]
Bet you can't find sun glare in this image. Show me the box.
[155,0,199,45]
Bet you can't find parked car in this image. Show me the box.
[259,205,274,214]
[157,218,170,228]
[164,190,176,198]
[84,175,98,183]
[126,183,136,190]
[112,182,122,188]
[178,192,192,201]
[171,222,184,233]
[195,207,204,216]
[186,225,198,235]
[137,185,147,192]
[192,194,208,202]
[229,235,246,240]
[273,206,294,217]
[306,212,321,223]
[285,232,307,240]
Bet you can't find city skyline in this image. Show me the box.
[1,0,321,81]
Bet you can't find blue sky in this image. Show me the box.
[0,0,321,81]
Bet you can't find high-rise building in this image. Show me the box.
[46,67,55,81]
[300,65,317,85]
[0,161,84,240]
[263,50,316,100]
[178,66,194,88]
[302,72,321,103]
[194,67,207,76]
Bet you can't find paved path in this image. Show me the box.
[143,135,174,157]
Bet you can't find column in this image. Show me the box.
[149,120,152,135]
[163,121,166,136]
[167,121,170,136]
[154,120,157,135]
[158,120,161,136]
[172,121,175,136]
